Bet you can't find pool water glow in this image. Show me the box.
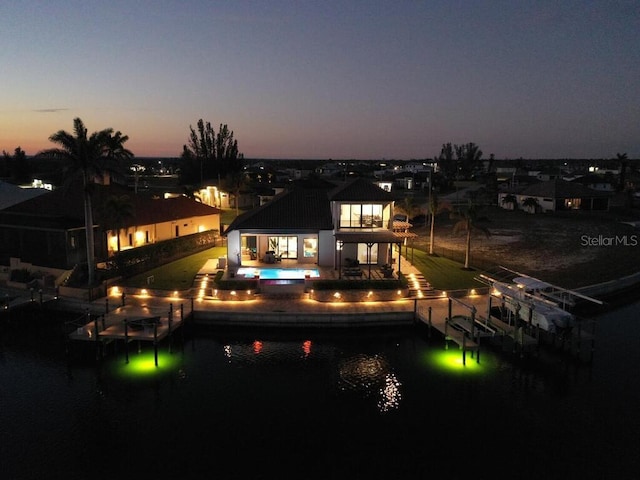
[236,267,320,279]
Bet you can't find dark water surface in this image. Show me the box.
[1,301,638,480]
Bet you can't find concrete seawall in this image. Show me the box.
[575,271,640,297]
[193,309,416,328]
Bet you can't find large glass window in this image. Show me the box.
[357,243,378,264]
[303,238,317,258]
[268,236,297,259]
[340,204,386,228]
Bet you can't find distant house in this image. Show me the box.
[0,180,48,210]
[0,183,221,272]
[570,174,615,192]
[224,177,415,274]
[498,179,610,213]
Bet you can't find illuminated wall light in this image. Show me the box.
[470,289,476,295]
[367,291,373,298]
[140,289,148,297]
[230,290,237,296]
[111,286,120,296]
[333,292,341,299]
[397,290,402,296]
[442,291,447,297]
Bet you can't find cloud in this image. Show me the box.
[33,108,69,113]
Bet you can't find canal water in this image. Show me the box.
[1,301,638,480]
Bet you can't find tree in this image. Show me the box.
[38,118,132,286]
[522,197,539,214]
[2,146,31,184]
[180,119,243,185]
[451,201,490,269]
[222,169,250,217]
[101,194,134,252]
[427,190,450,255]
[394,195,422,222]
[617,152,628,193]
[434,142,456,182]
[454,142,483,179]
[501,194,518,210]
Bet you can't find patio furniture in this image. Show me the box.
[344,267,363,277]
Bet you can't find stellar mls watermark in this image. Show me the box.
[581,235,638,247]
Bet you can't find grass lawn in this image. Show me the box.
[123,247,227,290]
[404,248,487,291]
[122,244,484,292]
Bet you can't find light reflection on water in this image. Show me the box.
[1,303,639,479]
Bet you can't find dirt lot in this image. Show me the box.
[411,206,640,289]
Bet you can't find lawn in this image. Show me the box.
[123,246,227,290]
[122,246,484,292]
[403,248,487,290]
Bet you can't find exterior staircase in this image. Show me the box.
[406,271,437,298]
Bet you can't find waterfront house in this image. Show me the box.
[224,177,415,274]
[0,183,221,274]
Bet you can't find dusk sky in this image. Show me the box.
[1,1,638,160]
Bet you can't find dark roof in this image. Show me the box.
[2,182,220,230]
[571,175,614,185]
[225,187,334,233]
[329,177,395,202]
[518,179,610,198]
[225,177,396,235]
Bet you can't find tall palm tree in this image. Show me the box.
[39,118,132,285]
[501,194,518,210]
[522,197,539,214]
[223,169,249,217]
[394,195,422,222]
[451,201,490,269]
[102,194,134,252]
[427,191,450,255]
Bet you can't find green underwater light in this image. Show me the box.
[425,349,489,375]
[113,351,181,378]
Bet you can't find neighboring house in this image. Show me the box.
[570,174,615,192]
[103,193,221,256]
[0,183,221,271]
[498,179,610,212]
[224,177,412,273]
[0,180,48,210]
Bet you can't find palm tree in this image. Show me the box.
[617,152,628,193]
[394,196,422,222]
[501,194,518,210]
[522,197,539,214]
[451,201,490,269]
[223,169,250,217]
[102,194,134,252]
[427,191,450,255]
[39,118,132,285]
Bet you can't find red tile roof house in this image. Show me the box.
[0,183,221,287]
[224,177,414,278]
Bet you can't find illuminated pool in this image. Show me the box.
[236,267,320,280]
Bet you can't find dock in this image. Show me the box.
[65,299,191,364]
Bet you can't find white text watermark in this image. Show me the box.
[581,235,638,247]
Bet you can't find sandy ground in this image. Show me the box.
[411,206,640,289]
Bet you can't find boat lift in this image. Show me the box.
[475,267,601,360]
